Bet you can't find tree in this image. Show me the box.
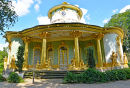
[15,46,24,73]
[104,9,130,53]
[86,47,96,68]
[0,47,8,73]
[0,0,18,34]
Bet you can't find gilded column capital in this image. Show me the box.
[39,32,51,39]
[70,31,83,38]
[22,37,32,43]
[92,33,104,40]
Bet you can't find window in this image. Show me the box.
[47,44,54,64]
[33,44,41,65]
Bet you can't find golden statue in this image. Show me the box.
[4,56,8,71]
[110,51,118,70]
[123,53,128,68]
[36,61,40,70]
[68,57,76,70]
[45,58,52,70]
[80,59,87,70]
[10,55,16,69]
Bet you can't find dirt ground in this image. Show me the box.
[0,78,130,88]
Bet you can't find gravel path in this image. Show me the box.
[0,79,130,88]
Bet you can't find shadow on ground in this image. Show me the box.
[0,79,130,88]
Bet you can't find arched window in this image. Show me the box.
[47,44,54,64]
[33,44,41,65]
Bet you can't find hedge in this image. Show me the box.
[62,68,130,83]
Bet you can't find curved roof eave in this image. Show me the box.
[5,23,124,42]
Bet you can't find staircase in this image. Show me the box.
[24,70,84,79]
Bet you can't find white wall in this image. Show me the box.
[51,9,79,23]
[103,34,121,63]
[10,38,23,62]
[119,38,124,62]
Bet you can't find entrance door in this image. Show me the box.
[59,47,68,70]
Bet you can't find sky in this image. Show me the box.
[0,0,130,51]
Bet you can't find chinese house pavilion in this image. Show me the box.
[4,2,128,71]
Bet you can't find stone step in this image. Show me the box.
[24,70,84,79]
[41,76,65,79]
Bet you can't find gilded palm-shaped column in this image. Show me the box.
[39,32,50,69]
[70,31,82,69]
[8,42,12,64]
[116,36,123,63]
[22,37,32,70]
[92,33,104,68]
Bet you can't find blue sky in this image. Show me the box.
[0,0,130,50]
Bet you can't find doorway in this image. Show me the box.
[59,46,68,70]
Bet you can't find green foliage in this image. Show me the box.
[8,72,24,83]
[0,0,18,34]
[128,62,130,67]
[62,68,130,84]
[86,47,96,68]
[0,47,8,73]
[123,68,130,79]
[105,70,118,81]
[0,74,6,82]
[104,9,130,53]
[15,46,24,73]
[81,68,106,83]
[116,69,127,80]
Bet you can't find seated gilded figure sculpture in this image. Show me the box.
[45,58,52,70]
[36,61,41,70]
[123,53,128,68]
[10,55,16,69]
[110,51,118,70]
[80,59,87,70]
[68,57,76,70]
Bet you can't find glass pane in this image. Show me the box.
[34,49,41,64]
[48,48,53,52]
[64,51,67,68]
[59,51,63,69]
[60,47,67,51]
[48,50,53,64]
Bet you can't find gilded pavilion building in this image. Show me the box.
[4,2,128,71]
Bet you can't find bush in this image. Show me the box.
[63,68,107,83]
[105,69,127,81]
[123,68,130,79]
[105,69,118,81]
[8,72,24,83]
[62,68,130,84]
[82,68,106,83]
[15,46,24,73]
[0,74,6,82]
[86,47,96,68]
[128,62,130,67]
[62,72,75,83]
[116,69,127,80]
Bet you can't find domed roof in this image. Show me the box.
[48,2,82,19]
